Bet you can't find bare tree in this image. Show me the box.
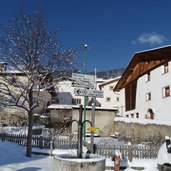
[0,10,81,157]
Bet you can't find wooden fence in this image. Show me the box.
[0,133,160,160]
[96,144,160,161]
[0,133,52,149]
[53,136,77,150]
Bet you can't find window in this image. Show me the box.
[163,63,169,74]
[130,114,134,118]
[109,86,114,91]
[146,92,151,101]
[75,98,81,104]
[162,86,170,98]
[11,76,16,83]
[146,72,151,82]
[106,97,110,102]
[116,97,119,102]
[136,113,139,118]
[125,81,137,111]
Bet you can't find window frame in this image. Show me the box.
[146,92,151,101]
[106,97,111,102]
[162,85,170,98]
[109,86,114,91]
[163,63,169,74]
[146,72,151,82]
[75,98,81,104]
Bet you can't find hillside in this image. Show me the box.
[89,68,125,79]
[53,68,125,80]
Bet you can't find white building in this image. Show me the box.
[114,45,171,121]
[98,77,120,108]
[53,79,101,106]
[53,76,120,108]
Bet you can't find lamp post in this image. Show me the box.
[83,44,88,140]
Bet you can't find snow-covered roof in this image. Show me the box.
[114,45,171,91]
[47,104,118,111]
[47,104,73,109]
[0,70,25,76]
[99,76,121,88]
[72,105,118,111]
[134,44,171,54]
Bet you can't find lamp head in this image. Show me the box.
[84,44,88,48]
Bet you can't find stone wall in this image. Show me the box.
[113,119,171,144]
[72,106,117,136]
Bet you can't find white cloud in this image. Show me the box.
[138,32,167,45]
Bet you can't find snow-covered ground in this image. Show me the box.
[0,141,159,171]
[0,141,52,171]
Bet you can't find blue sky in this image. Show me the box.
[0,0,171,72]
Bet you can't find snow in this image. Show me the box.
[47,104,118,111]
[47,104,73,109]
[157,142,168,165]
[0,141,53,171]
[0,126,44,135]
[157,140,171,165]
[115,116,171,126]
[0,141,159,171]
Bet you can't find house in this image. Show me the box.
[98,77,120,108]
[52,79,88,105]
[53,77,121,108]
[0,62,52,125]
[114,45,171,121]
[47,76,120,135]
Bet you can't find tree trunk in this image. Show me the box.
[26,112,33,157]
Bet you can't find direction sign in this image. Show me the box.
[72,80,94,89]
[74,88,86,96]
[72,73,94,82]
[87,127,97,132]
[74,88,104,98]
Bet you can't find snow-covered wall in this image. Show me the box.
[113,117,171,142]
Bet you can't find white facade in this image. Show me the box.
[98,77,120,108]
[54,77,120,108]
[119,61,171,121]
[55,80,75,104]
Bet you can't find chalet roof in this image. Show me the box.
[114,45,171,91]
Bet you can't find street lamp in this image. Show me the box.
[83,44,88,140]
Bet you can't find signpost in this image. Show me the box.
[74,88,104,98]
[72,73,94,82]
[87,127,97,132]
[72,80,94,89]
[72,72,104,153]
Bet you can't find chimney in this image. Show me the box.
[0,62,7,71]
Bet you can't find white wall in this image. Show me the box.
[98,79,120,108]
[55,79,119,108]
[118,62,171,121]
[55,81,76,104]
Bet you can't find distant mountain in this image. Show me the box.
[89,68,125,79]
[53,68,125,80]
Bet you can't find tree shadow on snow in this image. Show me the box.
[0,141,47,166]
[16,167,42,171]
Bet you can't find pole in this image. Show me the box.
[90,69,97,153]
[83,44,88,140]
[90,100,95,153]
[77,105,83,158]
